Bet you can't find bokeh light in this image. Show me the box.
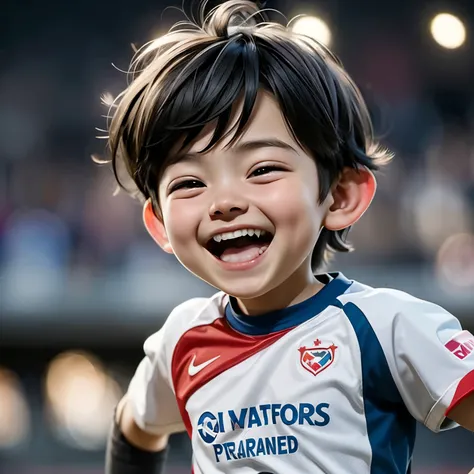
[45,351,123,450]
[0,367,31,449]
[406,179,470,255]
[436,233,474,289]
[291,16,332,47]
[430,13,466,49]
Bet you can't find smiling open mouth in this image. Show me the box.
[206,229,274,263]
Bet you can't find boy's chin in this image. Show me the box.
[205,279,273,301]
[186,261,278,299]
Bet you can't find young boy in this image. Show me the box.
[103,1,474,473]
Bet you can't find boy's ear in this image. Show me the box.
[142,199,174,254]
[323,167,376,231]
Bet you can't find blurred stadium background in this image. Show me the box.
[1,0,474,472]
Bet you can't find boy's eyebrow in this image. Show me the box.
[170,138,299,165]
[232,138,299,155]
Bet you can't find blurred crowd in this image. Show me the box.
[2,67,474,293]
[2,115,474,273]
[2,0,474,306]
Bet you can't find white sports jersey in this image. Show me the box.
[127,273,474,474]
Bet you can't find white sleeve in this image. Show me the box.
[127,324,185,435]
[357,290,474,433]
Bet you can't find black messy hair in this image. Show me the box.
[103,0,391,271]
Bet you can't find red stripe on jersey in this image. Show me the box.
[445,369,474,416]
[171,316,293,438]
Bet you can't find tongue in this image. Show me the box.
[220,243,268,263]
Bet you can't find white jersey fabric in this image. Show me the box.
[127,273,474,474]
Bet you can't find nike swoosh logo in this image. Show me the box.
[188,354,221,376]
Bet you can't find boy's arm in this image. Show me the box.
[447,385,474,431]
[105,396,169,474]
[105,298,208,473]
[119,396,169,451]
[345,290,474,433]
[104,297,198,474]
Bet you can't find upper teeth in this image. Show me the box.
[213,228,266,243]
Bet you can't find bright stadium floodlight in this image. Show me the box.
[291,16,332,47]
[430,13,466,49]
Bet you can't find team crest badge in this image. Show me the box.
[298,339,337,376]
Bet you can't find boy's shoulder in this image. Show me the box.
[157,274,456,356]
[341,277,447,317]
[160,291,228,341]
[163,275,452,337]
[339,276,457,338]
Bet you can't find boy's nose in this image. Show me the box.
[209,195,249,219]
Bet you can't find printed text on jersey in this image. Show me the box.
[197,402,331,463]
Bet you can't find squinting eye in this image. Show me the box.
[170,179,205,193]
[250,166,284,177]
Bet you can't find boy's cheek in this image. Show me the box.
[164,203,200,234]
[266,197,323,229]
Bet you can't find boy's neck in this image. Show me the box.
[234,261,325,316]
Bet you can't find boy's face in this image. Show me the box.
[149,92,331,298]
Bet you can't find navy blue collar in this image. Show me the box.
[225,272,352,335]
